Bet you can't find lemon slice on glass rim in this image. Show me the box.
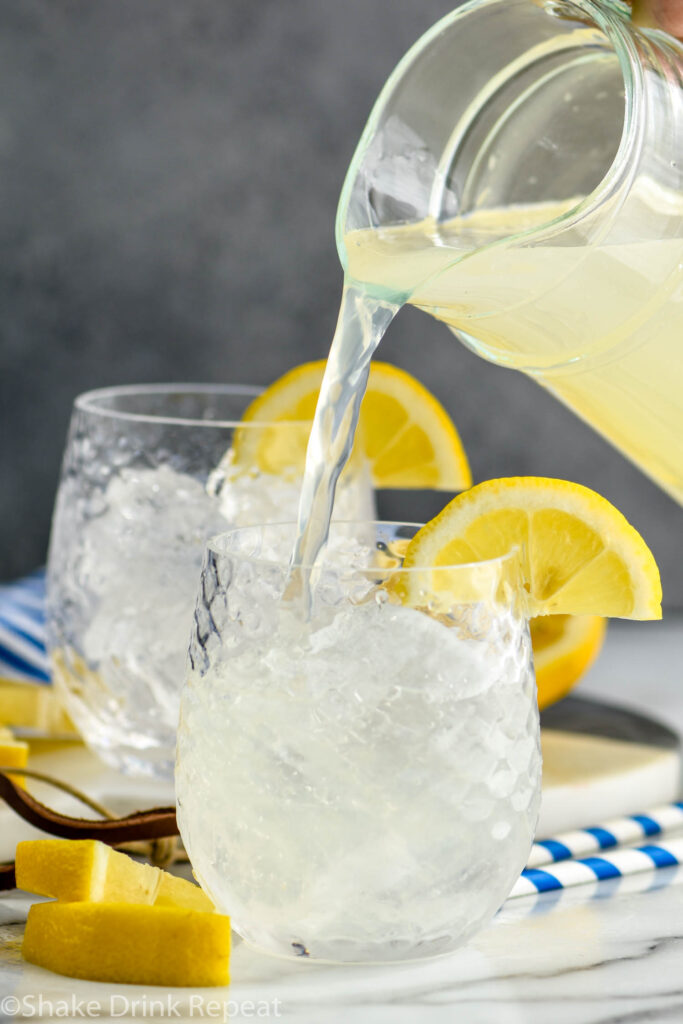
[396,476,662,620]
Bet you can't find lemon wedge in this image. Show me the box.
[531,614,607,709]
[16,839,216,912]
[234,360,472,490]
[400,477,662,619]
[23,902,230,987]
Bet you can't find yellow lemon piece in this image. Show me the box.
[156,871,216,914]
[531,615,607,710]
[234,360,472,489]
[0,725,28,786]
[0,681,48,728]
[16,840,159,904]
[15,839,214,913]
[400,477,662,619]
[0,680,73,734]
[22,902,230,987]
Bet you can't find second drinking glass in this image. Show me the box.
[46,384,373,778]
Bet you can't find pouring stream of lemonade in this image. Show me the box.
[292,194,683,584]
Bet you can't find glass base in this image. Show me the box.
[234,922,483,965]
[52,674,176,780]
[90,739,175,781]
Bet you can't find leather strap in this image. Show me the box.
[0,772,178,891]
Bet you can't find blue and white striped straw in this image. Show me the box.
[527,802,683,868]
[510,803,683,899]
[511,836,683,898]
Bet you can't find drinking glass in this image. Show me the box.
[176,521,540,963]
[46,385,373,779]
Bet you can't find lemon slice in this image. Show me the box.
[531,614,607,709]
[400,477,662,619]
[234,360,472,489]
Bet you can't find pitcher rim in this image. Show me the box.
[337,0,648,254]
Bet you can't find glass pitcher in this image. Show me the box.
[337,0,683,505]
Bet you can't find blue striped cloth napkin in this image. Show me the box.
[0,570,50,684]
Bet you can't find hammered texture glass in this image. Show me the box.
[47,386,373,779]
[176,522,541,963]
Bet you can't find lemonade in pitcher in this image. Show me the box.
[344,194,683,505]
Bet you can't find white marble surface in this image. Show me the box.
[1,617,682,1023]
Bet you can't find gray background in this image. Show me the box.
[1,0,681,606]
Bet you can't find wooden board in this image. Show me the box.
[538,696,681,837]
